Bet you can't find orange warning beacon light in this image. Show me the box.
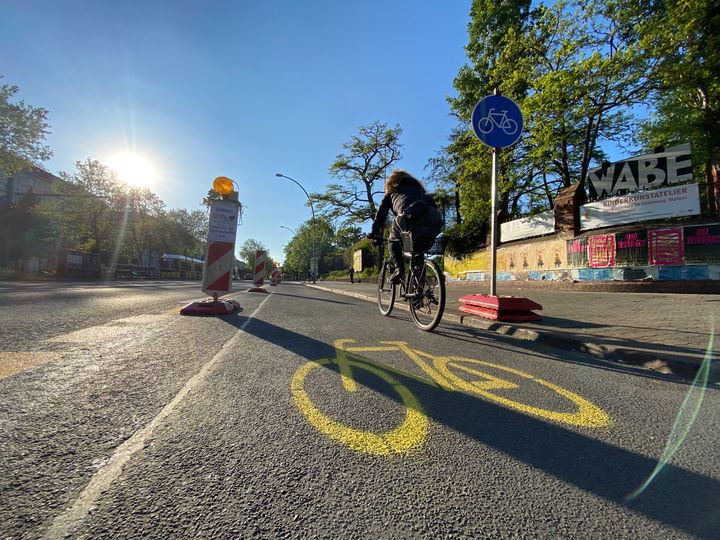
[213,176,234,195]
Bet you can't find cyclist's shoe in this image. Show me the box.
[390,268,404,284]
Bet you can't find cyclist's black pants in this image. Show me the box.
[389,240,405,276]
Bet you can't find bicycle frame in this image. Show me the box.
[376,236,445,331]
[477,107,519,136]
[378,240,423,303]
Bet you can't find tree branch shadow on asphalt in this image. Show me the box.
[534,314,716,338]
[376,301,710,387]
[222,313,719,539]
[321,284,716,379]
[458,314,716,375]
[429,324,696,385]
[263,292,355,306]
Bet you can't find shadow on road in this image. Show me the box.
[223,310,719,539]
[265,291,355,306]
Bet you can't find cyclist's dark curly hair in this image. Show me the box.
[384,169,426,195]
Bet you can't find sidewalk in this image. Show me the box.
[307,280,720,382]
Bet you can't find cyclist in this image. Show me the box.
[369,169,443,284]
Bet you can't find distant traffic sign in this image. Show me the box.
[471,95,523,148]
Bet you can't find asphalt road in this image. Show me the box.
[1,281,719,538]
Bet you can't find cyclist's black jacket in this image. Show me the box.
[371,184,435,237]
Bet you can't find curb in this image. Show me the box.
[313,278,720,294]
[307,284,719,383]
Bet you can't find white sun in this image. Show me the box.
[107,152,156,188]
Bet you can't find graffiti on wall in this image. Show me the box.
[615,231,649,266]
[649,228,684,266]
[566,238,589,268]
[684,225,720,264]
[446,223,718,280]
[588,235,616,268]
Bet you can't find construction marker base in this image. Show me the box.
[459,294,542,322]
[247,287,269,293]
[180,298,239,316]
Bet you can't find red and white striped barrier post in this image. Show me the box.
[202,238,235,294]
[270,266,281,286]
[181,177,241,316]
[248,250,268,293]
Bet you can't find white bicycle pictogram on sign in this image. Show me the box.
[477,107,520,136]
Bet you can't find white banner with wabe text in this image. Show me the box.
[580,183,701,231]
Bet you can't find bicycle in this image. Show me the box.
[371,232,446,332]
[477,107,519,136]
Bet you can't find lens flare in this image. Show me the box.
[625,319,715,501]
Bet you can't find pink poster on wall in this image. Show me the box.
[589,235,616,267]
[649,228,684,265]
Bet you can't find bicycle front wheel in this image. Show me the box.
[409,259,445,331]
[478,117,493,134]
[377,261,396,316]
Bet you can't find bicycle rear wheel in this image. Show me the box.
[377,261,396,316]
[409,258,445,331]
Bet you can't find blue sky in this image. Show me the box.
[2,0,471,262]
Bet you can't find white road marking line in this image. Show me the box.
[43,294,272,539]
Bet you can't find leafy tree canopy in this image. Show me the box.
[436,0,662,256]
[238,238,268,269]
[312,121,403,226]
[0,76,52,177]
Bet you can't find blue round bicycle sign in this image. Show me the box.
[471,95,523,148]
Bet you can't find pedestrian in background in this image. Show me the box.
[349,266,355,284]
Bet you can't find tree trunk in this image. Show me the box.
[454,186,462,225]
[364,181,377,218]
[542,170,554,207]
[707,158,720,217]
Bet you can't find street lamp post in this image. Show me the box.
[275,173,317,281]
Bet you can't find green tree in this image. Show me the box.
[160,208,208,258]
[634,0,720,209]
[313,121,403,225]
[282,217,337,276]
[440,0,657,255]
[446,0,534,230]
[238,238,268,269]
[126,187,165,266]
[522,0,653,189]
[55,159,124,263]
[0,76,52,178]
[334,225,363,254]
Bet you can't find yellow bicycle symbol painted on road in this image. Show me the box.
[291,340,610,456]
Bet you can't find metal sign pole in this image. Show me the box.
[461,90,542,321]
[490,147,498,297]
